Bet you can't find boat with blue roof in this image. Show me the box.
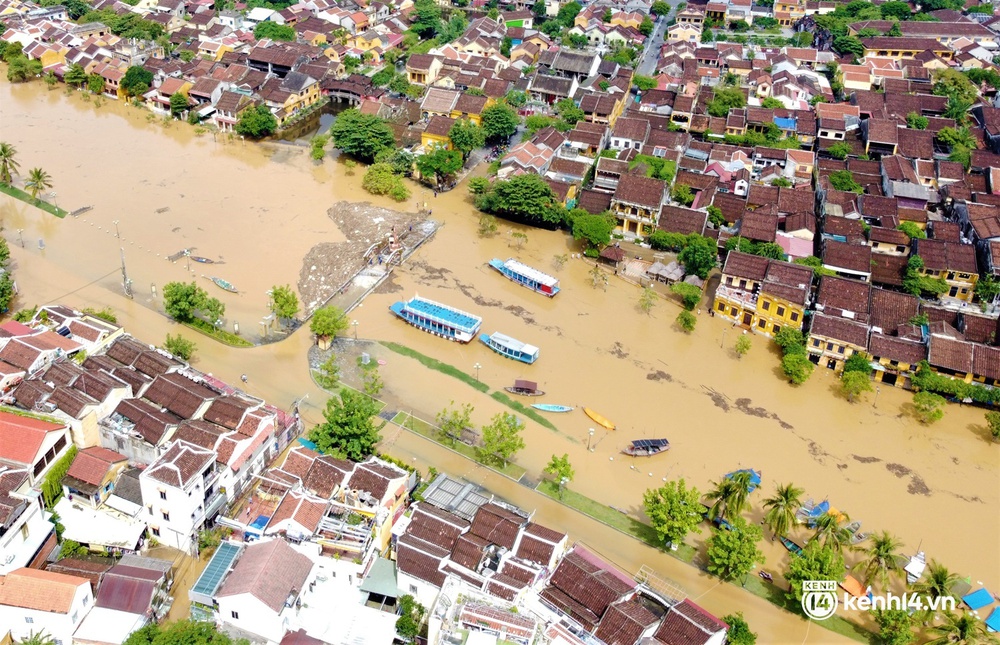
[488,258,560,296]
[480,331,539,364]
[389,295,482,343]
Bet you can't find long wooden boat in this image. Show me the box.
[480,332,539,364]
[505,379,545,396]
[531,403,573,413]
[780,536,804,556]
[190,256,215,264]
[623,439,670,457]
[488,258,560,296]
[389,295,482,343]
[584,407,615,431]
[208,276,238,293]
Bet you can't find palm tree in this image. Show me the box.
[728,470,754,516]
[25,167,52,200]
[925,612,995,645]
[0,141,19,185]
[705,477,742,521]
[18,630,55,645]
[853,531,903,590]
[811,511,853,553]
[762,482,804,539]
[913,559,961,605]
[943,97,973,126]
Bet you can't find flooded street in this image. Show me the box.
[3,80,998,640]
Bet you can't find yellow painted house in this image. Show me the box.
[914,239,978,303]
[422,115,456,150]
[259,72,320,124]
[714,253,814,337]
[197,39,235,61]
[449,93,493,126]
[868,333,926,388]
[807,313,870,370]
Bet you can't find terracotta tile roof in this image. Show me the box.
[218,539,313,612]
[746,184,779,209]
[66,447,126,486]
[498,557,541,585]
[268,489,327,534]
[545,550,632,623]
[659,205,707,237]
[595,599,659,645]
[654,599,728,645]
[407,503,470,551]
[810,312,870,349]
[816,276,871,321]
[450,532,488,570]
[868,333,927,365]
[143,440,215,488]
[280,446,320,481]
[930,220,962,243]
[396,533,448,587]
[0,567,88,614]
[824,216,866,245]
[577,189,613,215]
[913,239,977,273]
[202,395,254,430]
[514,522,565,565]
[112,398,181,446]
[823,239,872,275]
[346,458,407,501]
[869,288,919,333]
[0,411,66,466]
[928,335,974,373]
[872,254,908,287]
[45,558,112,594]
[173,418,229,453]
[777,187,815,216]
[0,338,45,371]
[484,573,527,601]
[762,260,813,306]
[303,455,352,499]
[739,210,778,243]
[722,251,769,283]
[143,371,218,419]
[424,115,456,138]
[613,174,666,210]
[869,227,908,246]
[94,573,155,614]
[469,503,526,549]
[961,313,1000,345]
[973,344,1000,380]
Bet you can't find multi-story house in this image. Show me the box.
[0,412,72,486]
[713,252,770,328]
[0,568,94,645]
[754,262,814,337]
[61,446,128,509]
[913,239,978,303]
[138,440,220,552]
[0,466,57,575]
[610,175,666,237]
[807,313,870,370]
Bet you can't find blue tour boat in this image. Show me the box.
[389,295,482,343]
[488,258,560,296]
[480,331,539,364]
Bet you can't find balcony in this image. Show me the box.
[204,492,227,520]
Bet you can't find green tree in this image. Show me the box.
[121,65,153,98]
[590,263,608,289]
[782,352,814,385]
[475,173,559,226]
[269,284,299,321]
[169,92,189,118]
[253,20,295,40]
[721,613,757,645]
[735,334,752,359]
[362,163,409,200]
[854,531,903,590]
[478,412,525,468]
[64,63,87,87]
[480,103,519,142]
[872,608,916,645]
[706,517,765,585]
[906,112,928,130]
[705,472,752,522]
[672,184,695,206]
[833,34,864,58]
[6,55,41,83]
[974,274,1000,306]
[913,391,945,424]
[25,167,52,199]
[310,305,349,340]
[677,310,696,332]
[572,213,614,250]
[775,327,806,353]
[123,619,248,645]
[828,141,851,160]
[639,16,654,35]
[17,630,56,645]
[841,370,873,403]
[308,388,381,461]
[556,0,581,26]
[638,285,657,314]
[938,126,977,150]
[310,134,329,161]
[41,446,77,508]
[912,560,960,621]
[478,213,498,237]
[316,354,340,389]
[330,108,396,162]
[634,74,657,92]
[650,0,670,14]
[395,595,426,642]
[829,170,863,193]
[544,453,574,497]
[925,613,993,645]
[841,352,871,375]
[677,234,717,279]
[162,281,219,323]
[362,365,383,398]
[81,307,117,324]
[896,221,926,240]
[670,282,702,311]
[448,119,485,161]
[163,333,196,360]
[707,204,725,227]
[985,411,1000,442]
[411,0,442,37]
[0,274,17,313]
[416,147,463,186]
[643,478,703,548]
[0,142,20,184]
[554,98,585,125]
[762,482,803,539]
[785,542,846,604]
[235,105,277,139]
[932,68,979,104]
[812,511,854,554]
[87,74,105,95]
[707,86,746,117]
[761,97,783,109]
[435,401,473,446]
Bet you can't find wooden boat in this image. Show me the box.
[190,256,215,264]
[584,407,615,431]
[780,536,804,556]
[390,295,482,343]
[210,276,238,293]
[623,439,670,457]
[480,332,539,364]
[505,379,545,397]
[531,403,573,413]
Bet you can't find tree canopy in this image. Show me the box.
[236,105,278,139]
[785,542,846,604]
[310,305,349,338]
[162,281,225,324]
[448,119,485,160]
[707,87,746,117]
[308,388,381,461]
[253,20,296,41]
[677,234,718,279]
[643,478,703,548]
[416,147,463,186]
[480,103,520,142]
[479,412,525,468]
[121,66,153,97]
[269,284,299,321]
[123,619,249,645]
[475,173,560,227]
[329,109,396,162]
[706,516,765,583]
[571,213,614,250]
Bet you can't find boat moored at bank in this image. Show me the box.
[389,295,482,343]
[480,331,539,364]
[489,258,560,296]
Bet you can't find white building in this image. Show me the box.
[138,440,219,552]
[0,466,56,575]
[0,567,93,645]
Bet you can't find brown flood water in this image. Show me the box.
[3,81,998,641]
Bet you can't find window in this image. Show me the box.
[826,342,834,351]
[151,526,160,536]
[231,611,240,619]
[761,301,770,311]
[739,279,747,289]
[758,320,766,328]
[25,617,34,624]
[84,595,89,606]
[717,302,725,312]
[72,611,78,623]
[773,325,781,336]
[147,505,153,515]
[409,585,418,594]
[162,511,170,521]
[896,245,906,253]
[159,490,167,500]
[791,312,799,322]
[813,338,821,347]
[776,306,785,317]
[20,523,29,540]
[730,307,738,316]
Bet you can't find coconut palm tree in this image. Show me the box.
[25,167,52,200]
[924,612,995,645]
[0,141,20,185]
[18,630,55,645]
[913,559,961,608]
[705,477,743,521]
[728,470,754,515]
[853,531,903,590]
[762,482,804,539]
[811,511,854,553]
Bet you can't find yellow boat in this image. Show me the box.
[584,407,615,431]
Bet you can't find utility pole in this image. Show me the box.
[121,247,133,299]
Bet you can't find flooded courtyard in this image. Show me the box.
[2,80,998,641]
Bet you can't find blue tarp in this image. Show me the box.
[986,607,1000,632]
[726,469,762,492]
[298,438,318,450]
[963,588,995,610]
[773,117,797,130]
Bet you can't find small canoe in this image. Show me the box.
[210,276,238,293]
[780,536,804,556]
[584,407,615,431]
[623,438,669,457]
[190,256,215,264]
[531,404,573,413]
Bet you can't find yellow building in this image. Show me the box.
[198,40,235,61]
[421,115,455,150]
[449,93,493,126]
[714,252,813,337]
[914,239,978,303]
[62,446,129,509]
[259,72,320,125]
[610,174,665,236]
[868,333,926,388]
[807,313,870,370]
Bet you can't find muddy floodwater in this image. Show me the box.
[3,81,998,641]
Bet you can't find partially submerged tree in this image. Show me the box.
[478,412,525,468]
[308,388,381,461]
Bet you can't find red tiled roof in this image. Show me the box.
[66,447,126,486]
[217,539,313,612]
[0,568,88,614]
[928,335,974,373]
[0,411,66,466]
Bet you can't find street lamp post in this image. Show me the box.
[17,229,24,248]
[473,362,482,382]
[113,220,120,239]
[588,428,595,452]
[873,386,881,409]
[351,320,359,340]
[559,476,568,498]
[721,326,728,349]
